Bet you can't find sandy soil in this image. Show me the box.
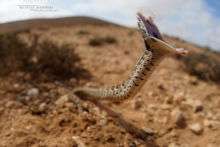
[0,23,220,147]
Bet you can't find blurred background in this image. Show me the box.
[0,0,220,51]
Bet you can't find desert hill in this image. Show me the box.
[0,16,117,33]
[0,16,219,147]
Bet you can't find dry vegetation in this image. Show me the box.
[0,32,90,81]
[89,36,117,46]
[176,51,220,83]
[163,34,220,83]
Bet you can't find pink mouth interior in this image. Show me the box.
[175,47,189,55]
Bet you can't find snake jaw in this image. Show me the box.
[137,12,188,56]
[137,15,149,39]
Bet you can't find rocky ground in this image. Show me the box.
[0,22,220,147]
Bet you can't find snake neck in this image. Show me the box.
[75,49,168,100]
[115,49,166,99]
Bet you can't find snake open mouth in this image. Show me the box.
[137,12,188,56]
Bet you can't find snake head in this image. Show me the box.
[137,12,188,56]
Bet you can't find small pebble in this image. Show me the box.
[129,142,136,147]
[189,123,203,135]
[5,101,15,108]
[55,95,69,107]
[38,102,47,112]
[148,91,157,97]
[27,88,39,97]
[13,83,19,88]
[184,99,203,112]
[188,77,198,85]
[141,127,154,135]
[171,109,185,127]
[157,83,166,90]
[193,100,203,112]
[65,102,74,109]
[161,104,172,110]
[99,119,108,126]
[72,136,86,147]
[132,99,143,110]
[173,92,185,104]
[203,119,219,129]
[170,130,179,138]
[165,96,173,104]
[168,142,179,147]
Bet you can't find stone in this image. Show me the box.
[148,104,157,110]
[170,130,179,138]
[129,142,136,147]
[193,100,203,112]
[171,109,186,127]
[99,119,108,126]
[55,95,69,107]
[161,104,172,110]
[189,123,203,134]
[70,78,77,85]
[157,83,166,90]
[13,83,19,88]
[206,112,214,120]
[38,102,47,112]
[57,87,68,95]
[25,125,32,130]
[141,127,154,135]
[203,119,219,129]
[184,99,203,112]
[132,99,143,110]
[72,136,86,147]
[173,92,185,104]
[148,91,157,97]
[0,107,4,113]
[5,101,15,108]
[165,96,173,104]
[65,102,74,109]
[27,88,39,97]
[155,116,168,124]
[168,143,180,147]
[175,92,185,98]
[5,101,21,108]
[188,77,198,85]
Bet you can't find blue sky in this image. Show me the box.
[204,0,220,18]
[0,0,219,51]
